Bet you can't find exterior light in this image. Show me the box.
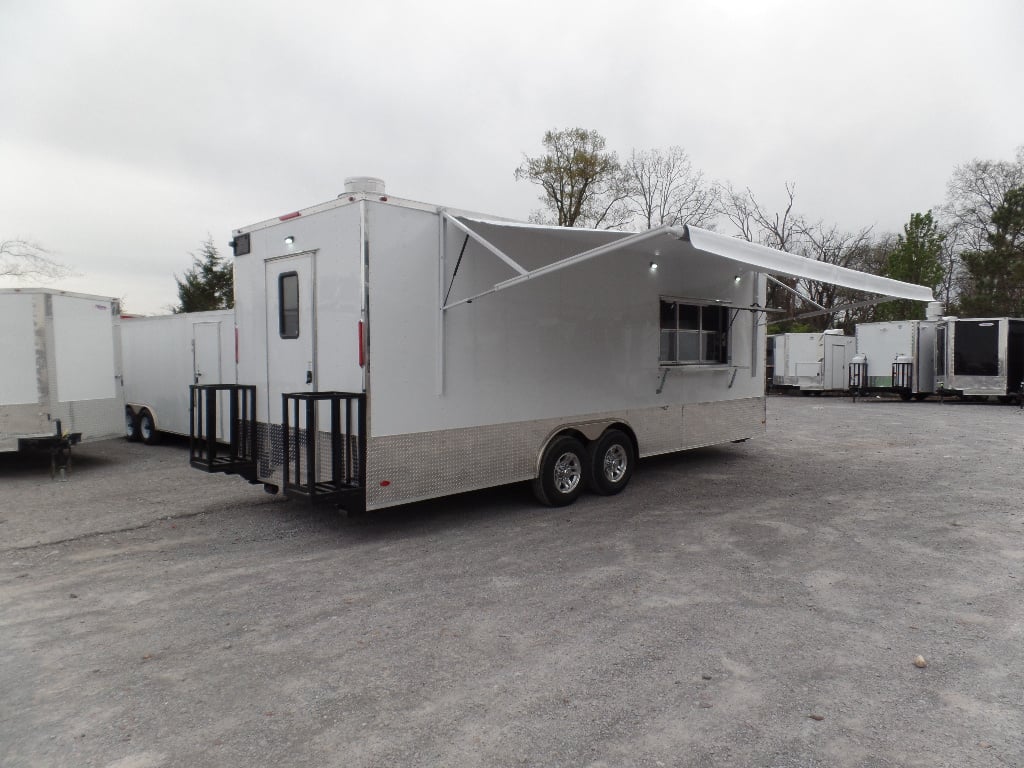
[734,275,742,284]
[649,262,658,271]
[284,236,295,245]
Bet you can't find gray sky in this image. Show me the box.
[2,0,1021,314]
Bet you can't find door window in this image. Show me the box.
[279,272,300,339]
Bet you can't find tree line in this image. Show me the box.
[516,128,1024,331]
[4,132,1020,321]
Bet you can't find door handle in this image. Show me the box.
[306,370,313,384]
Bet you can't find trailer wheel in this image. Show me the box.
[899,391,913,401]
[138,408,161,446]
[532,436,586,507]
[125,408,140,442]
[586,429,634,496]
[913,393,929,401]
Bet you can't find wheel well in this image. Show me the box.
[535,422,639,474]
[135,405,158,430]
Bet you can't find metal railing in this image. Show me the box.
[282,391,366,508]
[189,384,257,480]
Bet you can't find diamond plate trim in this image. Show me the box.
[365,397,765,510]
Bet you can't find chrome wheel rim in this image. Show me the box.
[125,412,135,437]
[140,416,152,440]
[553,452,582,494]
[603,444,628,483]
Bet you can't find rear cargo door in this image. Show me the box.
[265,254,315,422]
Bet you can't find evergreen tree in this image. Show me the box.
[959,187,1024,317]
[875,212,945,321]
[174,237,233,312]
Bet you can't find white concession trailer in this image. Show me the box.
[122,310,236,443]
[189,178,932,511]
[850,319,938,400]
[768,331,855,394]
[0,288,124,456]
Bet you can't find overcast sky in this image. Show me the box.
[2,0,1021,314]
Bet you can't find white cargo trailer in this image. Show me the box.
[769,331,855,393]
[122,310,236,443]
[850,319,937,400]
[934,317,1024,402]
[189,178,932,511]
[0,288,124,457]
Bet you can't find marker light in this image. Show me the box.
[284,236,295,245]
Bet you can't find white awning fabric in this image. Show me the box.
[445,216,934,308]
[678,226,934,301]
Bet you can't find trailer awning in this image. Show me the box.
[442,215,934,309]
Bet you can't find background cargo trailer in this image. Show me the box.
[935,317,1024,401]
[122,310,236,443]
[0,288,124,454]
[190,178,933,512]
[769,331,855,393]
[850,319,937,400]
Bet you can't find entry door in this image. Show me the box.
[828,343,846,389]
[193,321,225,438]
[193,322,222,386]
[265,254,315,423]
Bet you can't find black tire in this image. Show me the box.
[138,408,161,446]
[899,391,913,401]
[125,408,140,442]
[913,393,929,401]
[531,435,586,507]
[586,429,635,496]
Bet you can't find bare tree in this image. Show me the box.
[797,222,875,329]
[941,147,1024,252]
[621,147,719,229]
[515,128,621,228]
[718,182,807,321]
[0,239,71,283]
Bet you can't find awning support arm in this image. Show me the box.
[441,212,529,278]
[766,274,827,312]
[792,295,899,320]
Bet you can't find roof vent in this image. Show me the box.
[343,177,386,196]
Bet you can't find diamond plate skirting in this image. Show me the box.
[365,397,765,510]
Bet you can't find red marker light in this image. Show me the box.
[357,321,365,367]
[380,480,390,487]
[279,211,301,221]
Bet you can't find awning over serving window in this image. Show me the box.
[441,215,934,309]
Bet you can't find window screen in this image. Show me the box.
[279,272,299,339]
[659,300,729,364]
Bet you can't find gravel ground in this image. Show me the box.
[1,396,1022,768]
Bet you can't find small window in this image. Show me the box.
[279,272,299,339]
[659,299,729,365]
